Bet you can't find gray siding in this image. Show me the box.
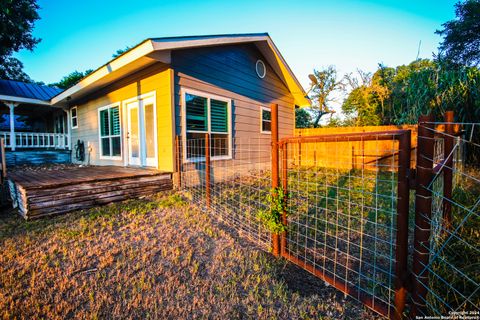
[172,43,295,179]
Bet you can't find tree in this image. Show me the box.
[112,46,133,58]
[309,66,344,127]
[51,69,94,89]
[436,0,480,66]
[295,108,312,128]
[0,57,31,82]
[341,59,480,126]
[0,0,41,81]
[341,70,387,126]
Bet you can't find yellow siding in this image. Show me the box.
[156,68,175,172]
[71,63,175,172]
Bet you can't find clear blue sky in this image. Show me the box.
[16,0,457,89]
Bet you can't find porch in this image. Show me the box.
[0,79,70,148]
[8,165,173,219]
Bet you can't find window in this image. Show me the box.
[183,90,231,161]
[261,107,271,133]
[71,106,78,129]
[256,60,266,78]
[98,104,121,159]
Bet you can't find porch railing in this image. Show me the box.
[0,131,70,150]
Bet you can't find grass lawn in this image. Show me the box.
[0,192,379,319]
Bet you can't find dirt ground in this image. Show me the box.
[0,191,381,319]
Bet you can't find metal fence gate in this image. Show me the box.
[178,105,479,319]
[277,130,411,319]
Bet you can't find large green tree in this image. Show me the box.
[341,59,480,125]
[0,0,40,81]
[436,0,480,66]
[51,69,94,89]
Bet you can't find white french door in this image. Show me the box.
[126,96,157,167]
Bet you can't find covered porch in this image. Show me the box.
[0,80,71,165]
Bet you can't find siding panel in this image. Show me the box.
[172,43,295,167]
[70,63,175,171]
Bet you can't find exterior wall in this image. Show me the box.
[70,63,175,172]
[172,43,295,174]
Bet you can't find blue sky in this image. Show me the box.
[16,0,457,89]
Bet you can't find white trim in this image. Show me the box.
[181,88,232,163]
[142,95,158,167]
[126,101,140,165]
[98,102,123,161]
[260,106,272,134]
[51,40,156,105]
[0,94,50,106]
[70,106,78,129]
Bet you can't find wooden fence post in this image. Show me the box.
[443,111,454,231]
[205,133,211,209]
[411,115,435,318]
[271,103,280,257]
[175,135,182,189]
[281,142,288,256]
[393,130,411,320]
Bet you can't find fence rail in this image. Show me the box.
[0,131,70,149]
[178,105,479,319]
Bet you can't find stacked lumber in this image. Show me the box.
[7,166,172,219]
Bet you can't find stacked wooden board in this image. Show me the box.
[7,166,173,219]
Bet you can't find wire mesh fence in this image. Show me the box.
[179,136,273,250]
[177,112,479,319]
[280,132,411,318]
[413,121,480,317]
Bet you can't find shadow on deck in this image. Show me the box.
[7,166,173,219]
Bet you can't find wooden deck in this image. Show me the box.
[7,166,173,219]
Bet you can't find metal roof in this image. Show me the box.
[0,79,63,101]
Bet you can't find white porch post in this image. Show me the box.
[7,102,17,151]
[64,109,71,150]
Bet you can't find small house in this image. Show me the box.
[2,33,309,218]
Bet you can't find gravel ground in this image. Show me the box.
[0,191,381,319]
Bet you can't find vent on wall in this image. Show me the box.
[256,60,266,78]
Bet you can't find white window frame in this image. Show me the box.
[181,88,232,163]
[98,103,122,160]
[71,106,78,129]
[260,106,271,134]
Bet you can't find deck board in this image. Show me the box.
[7,166,173,219]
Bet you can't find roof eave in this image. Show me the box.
[51,39,156,105]
[50,33,310,108]
[0,94,51,106]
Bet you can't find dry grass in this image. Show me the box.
[0,192,379,319]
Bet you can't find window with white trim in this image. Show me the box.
[71,106,78,129]
[184,90,231,160]
[98,105,121,158]
[261,107,271,133]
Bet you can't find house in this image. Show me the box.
[52,33,309,173]
[2,33,308,172]
[2,33,310,218]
